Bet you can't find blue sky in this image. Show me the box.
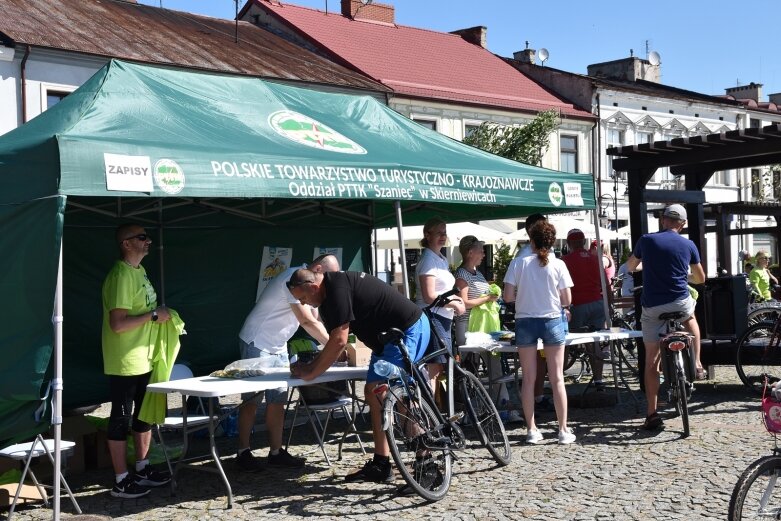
[140,0,779,99]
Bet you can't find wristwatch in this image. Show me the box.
[151,310,159,322]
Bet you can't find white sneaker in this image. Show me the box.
[558,429,576,445]
[526,429,543,444]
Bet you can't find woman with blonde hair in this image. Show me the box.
[503,221,576,444]
[415,218,465,384]
[750,250,778,301]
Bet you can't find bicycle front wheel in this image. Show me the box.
[384,387,452,502]
[458,370,512,466]
[736,321,781,394]
[729,455,781,520]
[613,317,639,376]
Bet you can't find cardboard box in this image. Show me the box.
[346,342,372,367]
[0,483,47,508]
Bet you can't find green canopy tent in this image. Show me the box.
[0,59,595,457]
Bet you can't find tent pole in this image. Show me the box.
[158,200,165,306]
[394,201,409,298]
[52,241,64,521]
[593,208,612,327]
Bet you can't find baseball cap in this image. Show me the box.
[567,228,585,241]
[459,235,485,257]
[663,204,687,221]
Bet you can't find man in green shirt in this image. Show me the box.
[102,223,171,498]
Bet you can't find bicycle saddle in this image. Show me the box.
[658,311,687,321]
[378,328,404,345]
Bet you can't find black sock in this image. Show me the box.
[373,454,390,466]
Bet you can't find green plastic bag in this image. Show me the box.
[467,283,502,333]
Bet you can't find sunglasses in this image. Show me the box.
[286,279,314,290]
[124,234,150,242]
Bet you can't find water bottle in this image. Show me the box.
[374,360,403,380]
[561,308,569,334]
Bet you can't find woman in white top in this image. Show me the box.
[416,218,465,383]
[503,220,576,445]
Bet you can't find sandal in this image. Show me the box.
[695,368,708,381]
[640,412,663,431]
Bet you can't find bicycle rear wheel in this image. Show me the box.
[674,352,690,438]
[458,369,512,466]
[748,306,781,326]
[384,387,452,502]
[736,321,781,394]
[729,455,781,520]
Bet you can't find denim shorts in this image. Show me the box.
[514,316,567,347]
[239,339,288,404]
[366,314,431,384]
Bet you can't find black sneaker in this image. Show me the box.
[236,449,265,472]
[267,448,305,468]
[345,459,394,483]
[111,474,150,499]
[134,466,171,487]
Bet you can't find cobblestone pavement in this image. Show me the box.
[6,366,773,521]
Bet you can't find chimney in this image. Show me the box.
[769,93,781,105]
[726,83,764,103]
[450,26,487,48]
[587,56,660,83]
[341,0,395,24]
[513,48,536,63]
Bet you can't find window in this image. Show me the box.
[464,123,480,140]
[751,169,762,199]
[636,132,653,144]
[47,91,70,109]
[560,135,578,173]
[711,170,729,186]
[40,83,76,113]
[412,118,437,131]
[774,170,781,199]
[606,128,624,179]
[750,118,762,129]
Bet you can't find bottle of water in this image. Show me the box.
[374,360,403,380]
[561,308,569,334]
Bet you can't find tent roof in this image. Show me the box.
[0,59,595,226]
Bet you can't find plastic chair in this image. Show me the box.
[285,387,365,466]
[0,434,82,520]
[153,364,212,490]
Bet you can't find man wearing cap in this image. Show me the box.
[626,204,706,430]
[563,228,610,391]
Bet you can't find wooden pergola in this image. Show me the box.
[607,122,781,274]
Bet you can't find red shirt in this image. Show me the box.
[563,248,604,306]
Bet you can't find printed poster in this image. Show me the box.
[256,246,292,301]
[313,247,342,269]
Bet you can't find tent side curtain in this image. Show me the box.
[0,196,65,447]
[0,59,595,214]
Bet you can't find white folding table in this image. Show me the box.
[147,366,367,507]
[460,329,643,408]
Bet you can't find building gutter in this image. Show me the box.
[20,45,30,123]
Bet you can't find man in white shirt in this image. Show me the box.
[235,254,340,471]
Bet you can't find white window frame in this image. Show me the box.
[559,134,578,173]
[40,81,76,112]
[410,115,439,132]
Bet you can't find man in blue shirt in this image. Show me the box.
[626,204,706,430]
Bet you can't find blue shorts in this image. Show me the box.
[515,316,567,347]
[366,314,431,384]
[238,340,288,404]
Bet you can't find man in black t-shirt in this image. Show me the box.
[288,269,431,484]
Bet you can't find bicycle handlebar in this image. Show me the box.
[426,288,460,311]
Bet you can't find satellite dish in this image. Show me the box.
[648,51,661,66]
[360,0,373,4]
[538,48,549,64]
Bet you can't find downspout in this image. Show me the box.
[20,45,30,123]
[594,92,602,200]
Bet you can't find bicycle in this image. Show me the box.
[376,289,511,501]
[609,274,640,376]
[728,381,781,520]
[735,315,781,394]
[658,310,696,437]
